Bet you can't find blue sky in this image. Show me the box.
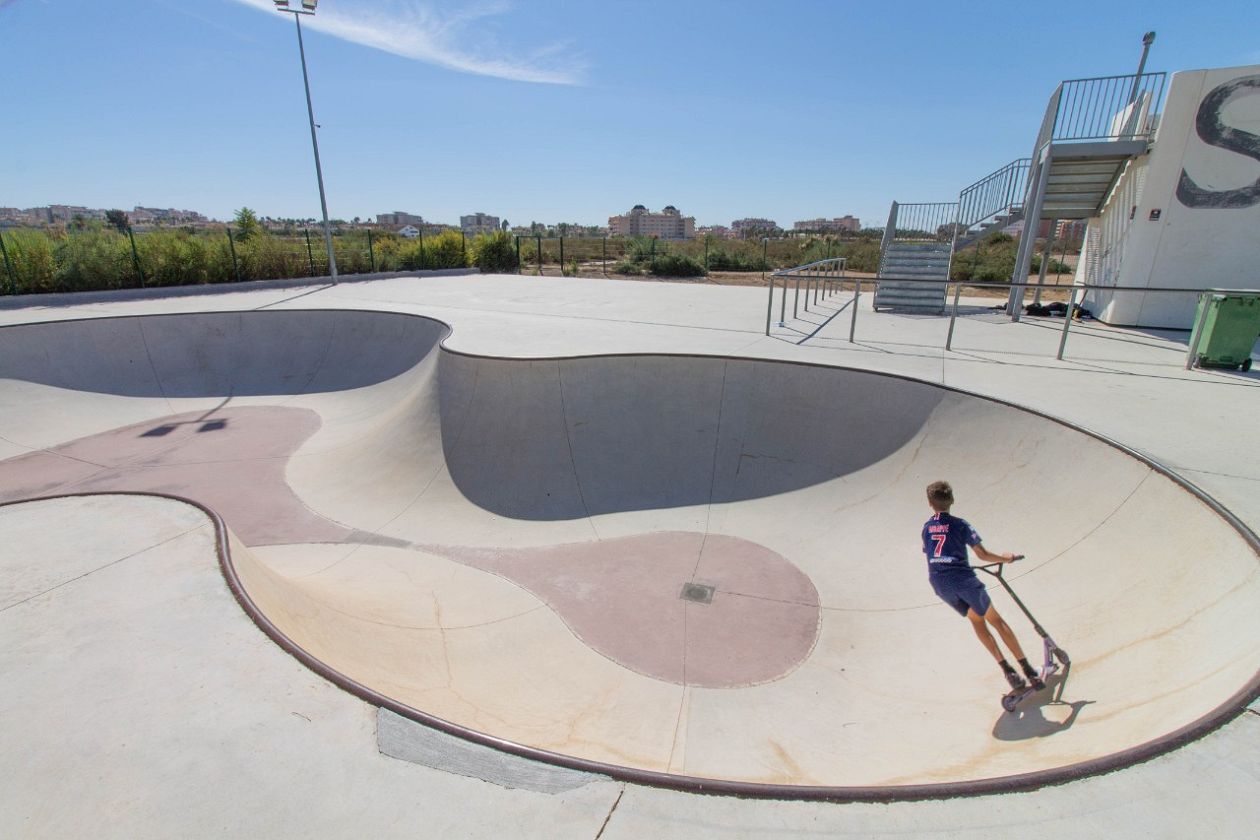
[4,0,1258,228]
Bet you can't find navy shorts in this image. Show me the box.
[931,572,992,618]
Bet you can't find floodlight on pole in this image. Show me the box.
[273,0,338,282]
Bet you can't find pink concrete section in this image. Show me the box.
[446,531,820,688]
[0,406,352,546]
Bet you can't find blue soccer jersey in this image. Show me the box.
[922,512,981,574]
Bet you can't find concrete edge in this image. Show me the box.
[0,268,478,310]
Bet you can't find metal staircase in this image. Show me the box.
[873,202,958,313]
[1008,72,1166,313]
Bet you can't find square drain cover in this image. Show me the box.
[679,582,715,604]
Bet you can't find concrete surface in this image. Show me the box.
[1,273,1258,837]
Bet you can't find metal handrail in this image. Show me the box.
[958,159,1030,230]
[765,268,1260,367]
[765,257,848,335]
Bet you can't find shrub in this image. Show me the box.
[470,231,519,273]
[611,260,642,275]
[650,253,706,277]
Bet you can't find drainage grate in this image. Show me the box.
[679,582,715,605]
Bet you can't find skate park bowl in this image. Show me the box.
[1,308,1257,799]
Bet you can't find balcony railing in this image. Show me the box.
[1033,72,1167,153]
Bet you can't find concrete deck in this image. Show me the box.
[2,273,1258,837]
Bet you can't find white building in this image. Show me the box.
[1078,63,1260,327]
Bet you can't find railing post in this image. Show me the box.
[367,228,375,272]
[602,236,607,275]
[1185,290,1213,370]
[226,226,242,283]
[765,273,775,336]
[945,283,964,350]
[0,231,17,295]
[1056,287,1079,360]
[515,236,521,274]
[461,231,467,265]
[849,278,861,343]
[419,228,425,269]
[559,235,564,273]
[127,226,146,287]
[536,234,542,275]
[793,275,801,319]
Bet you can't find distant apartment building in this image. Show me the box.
[608,205,695,239]
[129,206,209,226]
[376,211,427,227]
[793,215,860,233]
[731,217,779,238]
[697,225,734,239]
[460,212,500,236]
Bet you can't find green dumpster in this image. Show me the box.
[1190,294,1259,371]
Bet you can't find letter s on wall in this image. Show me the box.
[1176,74,1260,209]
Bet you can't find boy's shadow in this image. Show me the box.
[992,666,1094,741]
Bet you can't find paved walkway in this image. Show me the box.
[2,273,1258,838]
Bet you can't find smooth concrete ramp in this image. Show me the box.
[1,309,1257,797]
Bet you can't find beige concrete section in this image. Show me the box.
[0,308,1257,795]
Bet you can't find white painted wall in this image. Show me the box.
[1080,65,1260,328]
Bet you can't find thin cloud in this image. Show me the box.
[229,0,584,85]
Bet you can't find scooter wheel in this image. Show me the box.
[1002,694,1019,713]
[1054,648,1071,666]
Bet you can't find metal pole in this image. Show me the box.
[368,228,375,272]
[127,226,145,287]
[304,229,315,275]
[765,274,775,336]
[0,231,18,294]
[945,283,964,350]
[515,236,521,274]
[849,279,861,343]
[536,235,542,275]
[291,14,337,282]
[226,226,242,283]
[461,231,467,266]
[1128,32,1156,105]
[793,276,801,318]
[1056,287,1079,360]
[559,235,564,274]
[602,236,607,275]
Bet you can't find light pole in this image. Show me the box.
[273,0,337,282]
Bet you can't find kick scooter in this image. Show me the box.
[974,556,1070,712]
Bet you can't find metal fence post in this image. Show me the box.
[559,235,564,274]
[536,235,542,275]
[305,229,316,276]
[419,228,425,269]
[515,236,521,274]
[226,226,242,283]
[0,231,18,295]
[367,229,375,272]
[461,231,467,266]
[127,226,146,287]
[602,236,607,275]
